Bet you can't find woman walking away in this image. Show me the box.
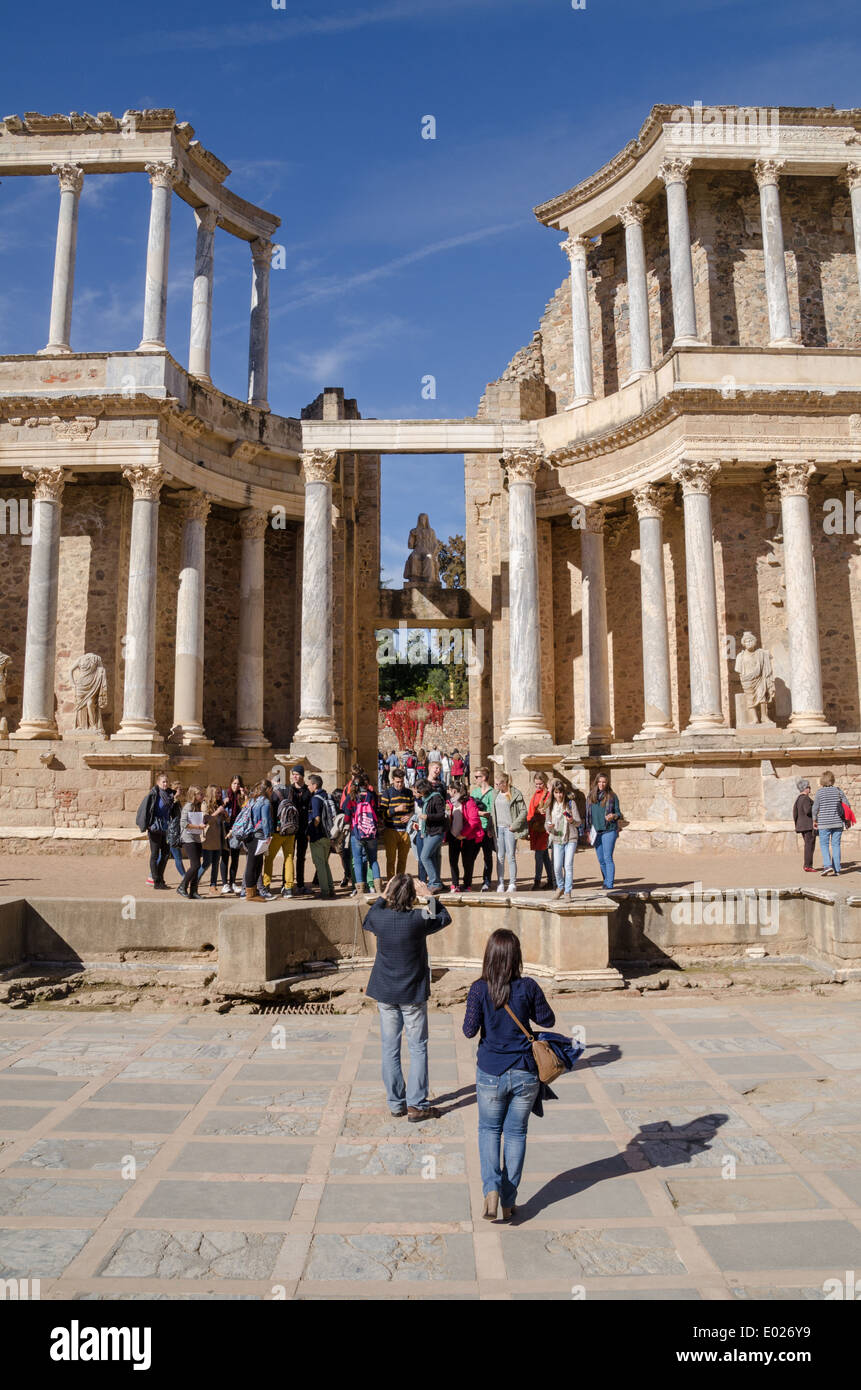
[199,785,228,895]
[813,770,852,877]
[793,779,816,873]
[221,775,246,894]
[463,928,555,1221]
[547,779,582,900]
[243,780,275,901]
[178,786,206,899]
[492,774,527,894]
[527,772,555,891]
[446,779,483,893]
[587,772,622,890]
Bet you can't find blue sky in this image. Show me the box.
[1,0,859,581]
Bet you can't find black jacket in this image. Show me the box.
[364,896,452,1005]
[793,794,814,833]
[137,785,174,834]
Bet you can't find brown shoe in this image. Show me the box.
[407,1106,439,1123]
[553,887,564,900]
[501,1205,516,1221]
[482,1193,499,1221]
[245,886,259,901]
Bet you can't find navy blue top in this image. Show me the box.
[364,897,452,1005]
[463,977,555,1075]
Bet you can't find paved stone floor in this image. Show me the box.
[1,997,861,1299]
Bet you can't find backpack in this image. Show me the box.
[354,795,378,839]
[277,796,300,836]
[318,792,337,838]
[231,801,255,843]
[329,812,348,850]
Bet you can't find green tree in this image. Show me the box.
[438,534,466,589]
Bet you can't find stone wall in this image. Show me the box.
[378,706,470,756]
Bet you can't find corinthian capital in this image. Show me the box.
[671,459,720,496]
[52,164,84,196]
[774,460,816,499]
[581,503,607,534]
[145,160,179,190]
[658,157,692,188]
[560,233,592,264]
[122,465,164,501]
[238,508,269,541]
[619,201,649,229]
[844,162,861,192]
[250,237,274,266]
[632,482,669,521]
[753,158,785,190]
[502,449,544,487]
[23,465,67,503]
[177,489,211,525]
[301,450,338,486]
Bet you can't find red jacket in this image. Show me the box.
[447,795,483,843]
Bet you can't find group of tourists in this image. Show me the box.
[792,771,856,876]
[378,745,469,791]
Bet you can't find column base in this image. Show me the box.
[137,340,166,352]
[584,726,613,743]
[113,721,160,741]
[565,395,595,411]
[168,725,213,747]
[769,337,797,348]
[672,336,704,348]
[37,344,72,356]
[232,731,271,749]
[189,372,212,386]
[634,722,676,740]
[12,721,59,740]
[248,397,270,412]
[500,717,554,741]
[787,712,837,734]
[292,717,341,743]
[622,369,651,387]
[681,716,728,736]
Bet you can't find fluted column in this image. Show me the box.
[172,491,211,744]
[619,202,652,380]
[247,238,272,410]
[845,164,861,301]
[115,466,163,739]
[40,166,84,355]
[560,234,594,407]
[579,504,613,742]
[188,207,216,382]
[754,160,794,347]
[139,162,177,350]
[293,451,340,742]
[658,158,701,346]
[671,459,724,733]
[632,484,674,737]
[234,509,270,748]
[775,461,834,732]
[501,451,552,740]
[14,467,67,739]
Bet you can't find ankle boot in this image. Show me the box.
[373,877,382,895]
[501,1205,516,1221]
[245,885,259,901]
[482,1193,499,1221]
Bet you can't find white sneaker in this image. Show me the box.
[220,885,233,895]
[507,883,516,894]
[496,883,505,893]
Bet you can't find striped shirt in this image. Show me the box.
[812,786,846,830]
[379,785,415,829]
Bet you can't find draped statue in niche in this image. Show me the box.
[403,513,441,586]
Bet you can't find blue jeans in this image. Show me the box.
[169,845,185,879]
[496,827,517,885]
[414,832,428,883]
[476,1065,540,1206]
[377,1001,430,1112]
[553,841,576,894]
[819,826,843,872]
[351,832,380,885]
[594,827,618,888]
[197,849,222,887]
[420,832,444,888]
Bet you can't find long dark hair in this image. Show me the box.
[481,928,523,1009]
[384,873,416,911]
[588,771,614,806]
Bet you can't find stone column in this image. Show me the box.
[188,207,216,383]
[171,491,211,744]
[501,450,552,740]
[632,484,674,737]
[560,234,594,407]
[671,459,724,733]
[247,238,272,410]
[234,509,270,748]
[754,160,794,347]
[775,461,835,732]
[845,164,861,300]
[15,467,66,739]
[115,466,163,740]
[293,451,340,743]
[619,202,652,380]
[579,504,613,741]
[139,162,177,350]
[658,158,701,346]
[40,165,84,355]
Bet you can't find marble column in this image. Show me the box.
[15,467,66,739]
[139,162,177,351]
[560,234,594,407]
[247,238,272,410]
[234,509,270,748]
[579,504,613,741]
[775,461,834,732]
[501,450,552,740]
[754,160,794,347]
[115,466,163,739]
[671,459,724,732]
[632,483,674,737]
[172,491,211,744]
[845,164,861,300]
[40,165,84,355]
[293,451,340,743]
[188,207,216,383]
[658,158,701,346]
[619,202,652,380]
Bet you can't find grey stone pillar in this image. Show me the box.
[15,467,66,739]
[754,160,794,347]
[845,164,861,301]
[115,466,163,739]
[775,461,834,732]
[620,202,652,380]
[632,484,674,737]
[188,207,216,383]
[560,235,594,407]
[293,451,340,743]
[139,162,177,350]
[501,450,552,740]
[234,509,270,748]
[247,238,272,409]
[671,459,724,733]
[171,491,211,744]
[40,165,84,355]
[579,504,613,741]
[658,158,701,346]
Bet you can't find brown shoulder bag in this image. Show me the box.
[504,1003,567,1084]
